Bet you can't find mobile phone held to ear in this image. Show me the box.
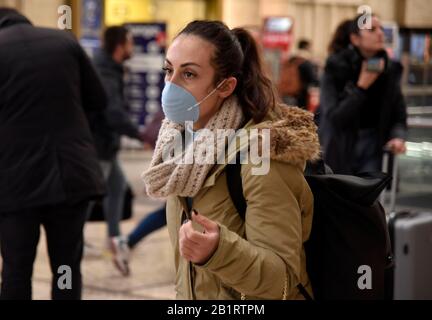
[366,57,384,72]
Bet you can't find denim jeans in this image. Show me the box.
[127,205,166,248]
[85,158,127,237]
[100,158,128,237]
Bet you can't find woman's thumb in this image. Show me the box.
[192,210,217,233]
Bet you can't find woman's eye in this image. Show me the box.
[162,67,172,75]
[184,71,195,79]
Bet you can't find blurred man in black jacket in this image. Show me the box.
[0,8,107,299]
[87,26,145,276]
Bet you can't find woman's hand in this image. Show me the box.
[357,59,384,90]
[179,210,220,265]
[386,138,407,155]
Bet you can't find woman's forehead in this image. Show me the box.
[166,34,215,67]
[371,16,381,26]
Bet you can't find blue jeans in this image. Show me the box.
[127,205,166,248]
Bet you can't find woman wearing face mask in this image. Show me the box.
[142,20,320,300]
[319,15,407,174]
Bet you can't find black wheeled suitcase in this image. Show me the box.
[382,151,432,300]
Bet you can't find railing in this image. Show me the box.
[403,86,432,96]
[407,106,432,128]
[407,106,432,115]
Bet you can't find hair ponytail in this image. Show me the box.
[178,21,277,124]
[328,19,353,54]
[231,28,276,123]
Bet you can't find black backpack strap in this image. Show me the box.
[297,283,313,301]
[225,152,314,301]
[225,152,247,220]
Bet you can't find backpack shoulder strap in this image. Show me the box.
[225,152,314,301]
[225,152,247,220]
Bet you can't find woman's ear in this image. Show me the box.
[217,77,237,98]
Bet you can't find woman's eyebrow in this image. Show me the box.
[180,62,202,68]
[165,59,201,68]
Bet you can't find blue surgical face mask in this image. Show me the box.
[161,79,226,124]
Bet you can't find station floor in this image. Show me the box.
[0,150,175,300]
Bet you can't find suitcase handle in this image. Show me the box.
[380,147,398,214]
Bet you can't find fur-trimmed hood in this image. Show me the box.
[251,104,321,168]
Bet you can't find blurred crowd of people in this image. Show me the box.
[0,7,406,300]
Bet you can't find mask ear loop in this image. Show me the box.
[186,79,227,111]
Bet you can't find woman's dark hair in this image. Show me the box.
[103,26,130,55]
[177,20,276,123]
[298,39,311,50]
[328,14,378,54]
[328,19,355,54]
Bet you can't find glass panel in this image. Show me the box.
[397,123,432,211]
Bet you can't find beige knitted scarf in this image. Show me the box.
[142,96,244,198]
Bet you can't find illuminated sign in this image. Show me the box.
[105,0,152,26]
[262,16,294,51]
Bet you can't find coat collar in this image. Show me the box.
[201,104,321,188]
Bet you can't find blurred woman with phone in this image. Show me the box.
[319,15,407,174]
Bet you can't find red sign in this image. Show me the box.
[262,16,294,52]
[262,32,293,50]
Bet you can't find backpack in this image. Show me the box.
[278,56,306,97]
[225,157,394,300]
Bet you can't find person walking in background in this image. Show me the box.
[0,8,107,300]
[110,110,166,269]
[319,15,407,174]
[120,204,167,251]
[86,26,147,276]
[296,39,320,77]
[278,39,319,110]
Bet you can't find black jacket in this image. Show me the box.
[0,13,107,212]
[88,50,141,160]
[318,47,407,174]
[297,59,319,109]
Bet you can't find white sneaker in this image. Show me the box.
[109,236,130,276]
